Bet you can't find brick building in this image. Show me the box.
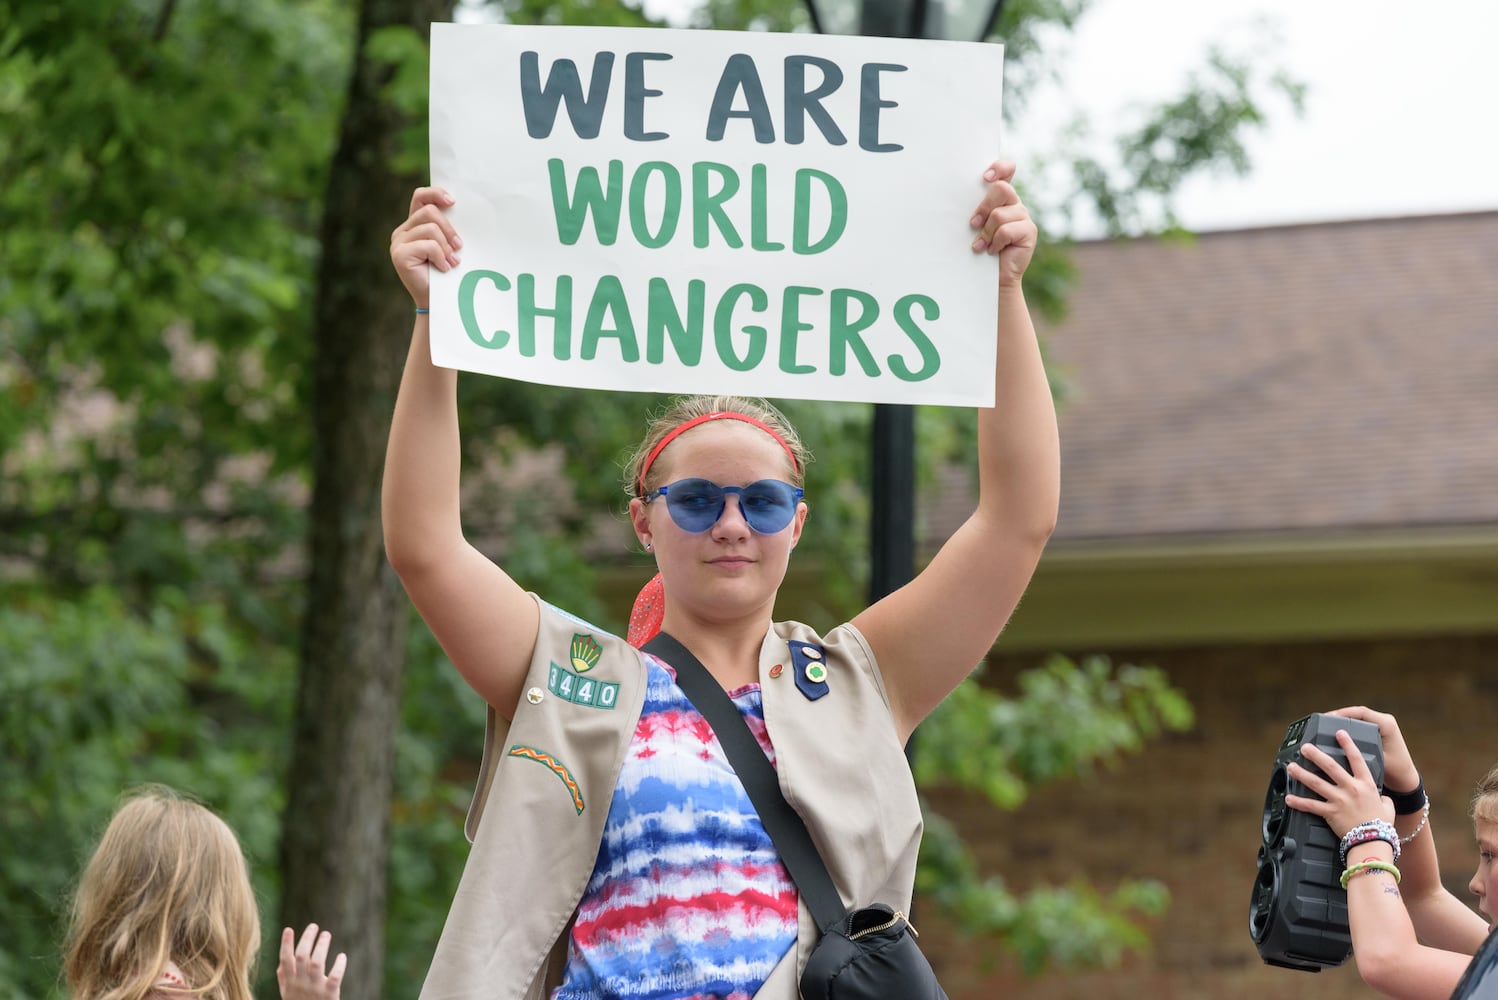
[919,211,1498,998]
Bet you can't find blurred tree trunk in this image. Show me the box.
[280,0,451,993]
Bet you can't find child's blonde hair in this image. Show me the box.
[64,786,259,1000]
[1473,762,1498,826]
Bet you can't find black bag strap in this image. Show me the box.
[643,632,846,932]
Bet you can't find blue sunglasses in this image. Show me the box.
[643,478,804,534]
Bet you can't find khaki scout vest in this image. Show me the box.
[417,597,923,1000]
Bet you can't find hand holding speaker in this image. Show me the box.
[1250,712,1384,972]
[1285,729,1395,840]
[1327,705,1421,797]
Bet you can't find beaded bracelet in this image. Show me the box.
[1340,819,1400,868]
[1400,795,1431,846]
[1341,859,1401,890]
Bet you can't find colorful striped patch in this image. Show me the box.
[507,744,585,814]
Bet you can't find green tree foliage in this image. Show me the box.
[916,656,1195,809]
[1044,35,1306,237]
[0,590,290,998]
[0,0,347,508]
[913,657,1194,974]
[1,0,346,994]
[1,0,1286,994]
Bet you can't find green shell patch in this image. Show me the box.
[549,662,620,709]
[507,744,585,814]
[570,633,603,673]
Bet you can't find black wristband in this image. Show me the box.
[1385,778,1426,816]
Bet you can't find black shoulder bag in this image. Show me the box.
[643,633,948,1000]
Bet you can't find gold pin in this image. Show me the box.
[526,687,545,705]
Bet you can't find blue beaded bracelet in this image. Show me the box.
[1340,818,1400,867]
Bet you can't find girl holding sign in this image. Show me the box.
[384,161,1057,1000]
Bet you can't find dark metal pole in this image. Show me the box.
[868,403,916,604]
[857,0,918,38]
[857,0,920,608]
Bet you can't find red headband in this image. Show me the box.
[636,412,799,495]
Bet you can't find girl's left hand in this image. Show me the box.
[277,923,347,1000]
[1284,728,1394,838]
[970,160,1037,286]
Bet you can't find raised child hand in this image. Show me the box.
[1285,728,1394,839]
[277,923,347,1000]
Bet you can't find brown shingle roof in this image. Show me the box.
[1037,211,1498,543]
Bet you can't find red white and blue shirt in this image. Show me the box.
[551,654,799,1000]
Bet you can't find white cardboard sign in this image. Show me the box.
[428,23,1004,405]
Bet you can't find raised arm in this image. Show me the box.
[277,924,346,1000]
[383,187,538,719]
[852,161,1060,742]
[1288,731,1476,999]
[1334,706,1491,953]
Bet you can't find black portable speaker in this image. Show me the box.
[1249,712,1384,972]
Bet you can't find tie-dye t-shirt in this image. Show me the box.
[551,654,799,1000]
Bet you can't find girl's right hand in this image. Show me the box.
[277,924,346,1000]
[1285,729,1394,838]
[389,187,462,308]
[1331,705,1420,794]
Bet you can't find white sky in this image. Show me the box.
[1010,0,1498,234]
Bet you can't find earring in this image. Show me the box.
[644,542,653,552]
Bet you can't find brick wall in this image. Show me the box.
[920,632,1498,999]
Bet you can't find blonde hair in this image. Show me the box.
[1473,762,1498,826]
[64,787,260,1000]
[623,395,813,498]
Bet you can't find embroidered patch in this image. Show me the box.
[507,744,585,814]
[548,662,620,709]
[570,633,603,673]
